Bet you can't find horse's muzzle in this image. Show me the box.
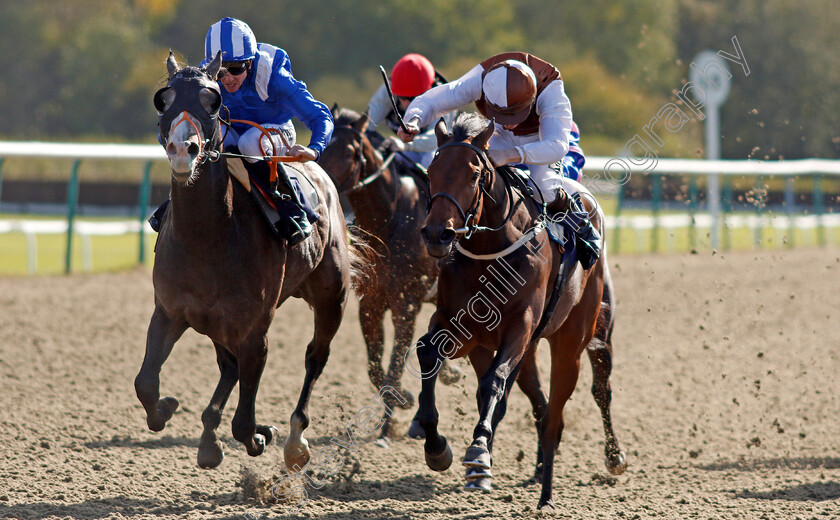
[421,225,456,258]
[166,139,201,177]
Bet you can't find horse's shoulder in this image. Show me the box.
[288,161,330,190]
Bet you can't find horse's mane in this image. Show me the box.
[334,108,363,127]
[451,112,490,142]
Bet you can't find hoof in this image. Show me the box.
[464,477,492,491]
[438,362,462,386]
[158,397,179,420]
[408,420,425,440]
[462,446,491,470]
[246,433,267,457]
[425,440,453,472]
[147,397,179,431]
[284,437,311,471]
[197,442,224,469]
[374,437,390,449]
[257,425,279,446]
[538,498,556,510]
[606,451,628,475]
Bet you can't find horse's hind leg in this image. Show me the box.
[197,342,239,469]
[386,298,423,405]
[135,306,187,432]
[515,345,548,481]
[359,296,387,389]
[286,259,347,470]
[586,273,627,475]
[538,340,582,509]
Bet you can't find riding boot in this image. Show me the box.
[148,199,170,232]
[546,188,602,269]
[271,163,313,246]
[242,159,313,246]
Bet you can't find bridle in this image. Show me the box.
[428,141,520,239]
[329,126,396,194]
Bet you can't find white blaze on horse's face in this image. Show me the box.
[165,111,204,179]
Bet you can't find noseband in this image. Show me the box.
[428,141,517,238]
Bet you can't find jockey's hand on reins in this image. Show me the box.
[487,148,519,167]
[288,145,317,162]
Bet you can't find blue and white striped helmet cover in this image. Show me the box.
[204,17,257,62]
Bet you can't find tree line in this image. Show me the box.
[0,0,837,159]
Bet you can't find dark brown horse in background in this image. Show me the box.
[135,52,358,471]
[414,113,627,508]
[318,106,460,438]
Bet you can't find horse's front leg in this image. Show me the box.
[135,305,187,432]
[415,328,453,472]
[197,341,240,469]
[463,335,529,492]
[231,335,272,457]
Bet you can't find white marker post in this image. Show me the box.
[690,51,731,249]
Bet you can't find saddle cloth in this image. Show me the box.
[507,166,600,268]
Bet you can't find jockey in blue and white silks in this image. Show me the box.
[200,17,333,161]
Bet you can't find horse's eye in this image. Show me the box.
[471,172,481,183]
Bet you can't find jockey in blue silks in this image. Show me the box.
[200,18,333,163]
[150,17,333,244]
[202,17,333,244]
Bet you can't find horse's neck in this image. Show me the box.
[346,163,398,231]
[169,161,234,237]
[484,171,517,228]
[465,171,529,250]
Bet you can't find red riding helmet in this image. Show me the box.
[390,54,435,98]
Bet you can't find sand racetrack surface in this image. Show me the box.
[0,248,838,520]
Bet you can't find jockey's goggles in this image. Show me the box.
[217,61,251,79]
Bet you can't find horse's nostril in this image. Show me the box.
[166,142,177,155]
[187,142,200,156]
[440,229,456,244]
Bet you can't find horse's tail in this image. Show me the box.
[345,225,380,299]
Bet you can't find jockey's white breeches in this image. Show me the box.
[223,121,296,162]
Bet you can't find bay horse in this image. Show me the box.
[318,106,460,438]
[135,52,357,472]
[413,113,627,508]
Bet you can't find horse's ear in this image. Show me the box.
[330,102,339,118]
[205,51,222,82]
[473,117,495,150]
[166,50,180,79]
[353,112,370,133]
[435,117,450,146]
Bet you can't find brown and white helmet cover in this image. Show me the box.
[481,60,538,126]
